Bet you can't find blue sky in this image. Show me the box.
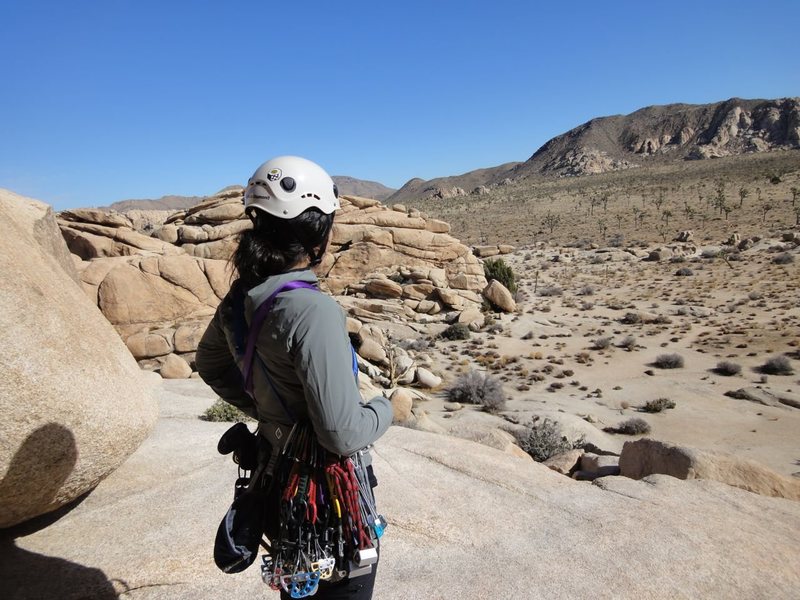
[1,1,798,210]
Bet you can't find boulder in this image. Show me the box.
[619,439,800,500]
[0,190,157,528]
[159,354,193,379]
[483,280,516,312]
[415,367,442,389]
[543,449,584,475]
[365,278,403,299]
[357,338,387,364]
[125,329,175,359]
[390,388,414,423]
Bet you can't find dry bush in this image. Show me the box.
[447,370,506,412]
[516,418,583,462]
[441,323,470,341]
[591,336,613,350]
[605,417,651,435]
[675,267,694,277]
[760,355,794,375]
[538,285,563,297]
[653,353,684,369]
[772,252,794,265]
[641,397,676,413]
[618,335,637,351]
[714,361,742,376]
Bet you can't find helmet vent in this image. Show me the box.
[301,193,321,201]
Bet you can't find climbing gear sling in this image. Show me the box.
[216,280,386,597]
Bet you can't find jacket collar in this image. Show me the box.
[246,268,319,309]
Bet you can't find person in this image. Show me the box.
[196,155,393,599]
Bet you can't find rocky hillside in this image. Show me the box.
[389,97,800,201]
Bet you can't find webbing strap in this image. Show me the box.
[242,281,319,399]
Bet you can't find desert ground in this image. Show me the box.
[381,152,800,477]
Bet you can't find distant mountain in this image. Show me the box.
[389,97,800,202]
[103,176,396,213]
[104,194,206,212]
[332,176,395,201]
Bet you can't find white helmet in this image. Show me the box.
[244,155,340,219]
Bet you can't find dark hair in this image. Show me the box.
[232,208,334,289]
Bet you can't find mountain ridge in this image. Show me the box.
[388,96,800,202]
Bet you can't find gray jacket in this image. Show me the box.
[196,269,392,457]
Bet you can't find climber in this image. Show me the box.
[196,155,393,599]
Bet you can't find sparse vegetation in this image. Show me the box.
[641,397,676,413]
[447,370,506,412]
[441,323,471,341]
[203,399,251,422]
[652,353,684,369]
[675,267,693,276]
[760,355,794,375]
[772,252,794,265]
[714,361,742,376]
[591,336,613,350]
[618,336,637,351]
[605,417,651,435]
[516,417,583,462]
[538,285,563,297]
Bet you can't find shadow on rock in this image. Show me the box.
[0,424,118,599]
[0,536,119,600]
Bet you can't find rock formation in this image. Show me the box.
[0,189,158,528]
[58,190,489,379]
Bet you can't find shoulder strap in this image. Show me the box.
[242,280,319,401]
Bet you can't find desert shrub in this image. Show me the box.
[675,267,694,276]
[641,397,675,413]
[577,284,595,296]
[401,337,430,352]
[203,399,251,422]
[538,285,563,297]
[608,233,625,247]
[441,323,471,341]
[653,353,684,369]
[747,291,763,301]
[591,336,613,350]
[621,312,642,324]
[760,355,794,375]
[701,248,721,259]
[612,417,651,435]
[618,335,637,351]
[447,370,506,412]
[714,361,742,376]
[772,252,794,265]
[669,256,686,263]
[516,418,582,462]
[484,258,518,294]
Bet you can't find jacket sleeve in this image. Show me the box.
[195,306,258,419]
[291,298,393,456]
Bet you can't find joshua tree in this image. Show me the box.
[723,204,732,220]
[616,213,623,229]
[654,190,665,212]
[791,186,799,207]
[794,205,800,226]
[760,201,774,223]
[543,212,561,234]
[598,218,608,239]
[601,192,611,212]
[661,209,673,225]
[714,181,726,215]
[738,186,749,208]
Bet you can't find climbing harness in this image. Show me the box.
[224,280,386,596]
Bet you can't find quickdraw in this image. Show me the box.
[261,422,385,597]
